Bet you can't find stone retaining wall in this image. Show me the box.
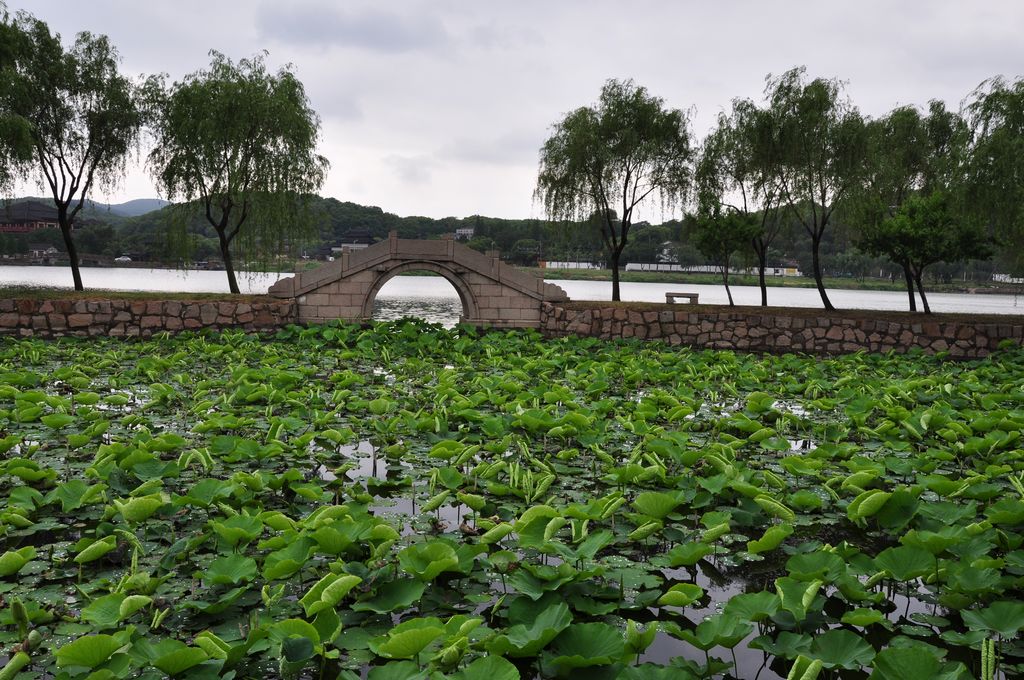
[0,298,295,338]
[541,303,1024,358]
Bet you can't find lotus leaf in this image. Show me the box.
[399,540,460,581]
[56,632,129,668]
[669,613,752,651]
[658,583,704,608]
[723,591,780,622]
[808,629,875,669]
[205,554,258,586]
[300,572,362,615]
[961,600,1024,638]
[74,536,117,564]
[486,601,572,657]
[868,646,968,680]
[451,655,520,680]
[0,547,36,577]
[546,622,626,670]
[874,546,934,582]
[371,617,445,660]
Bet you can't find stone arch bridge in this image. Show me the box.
[269,232,569,328]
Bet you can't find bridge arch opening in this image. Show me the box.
[364,261,478,327]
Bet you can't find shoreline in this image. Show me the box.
[3,259,1019,295]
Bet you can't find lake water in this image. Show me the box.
[2,265,1021,329]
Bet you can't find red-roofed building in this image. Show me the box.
[0,201,59,233]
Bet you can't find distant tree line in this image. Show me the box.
[536,72,1020,310]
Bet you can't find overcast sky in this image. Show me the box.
[11,1,1024,220]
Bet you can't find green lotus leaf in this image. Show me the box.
[632,491,681,519]
[669,613,751,651]
[206,554,258,586]
[451,656,520,680]
[747,523,793,554]
[47,479,107,512]
[176,478,232,508]
[486,601,572,657]
[547,622,626,670]
[300,572,362,616]
[868,646,967,680]
[152,645,209,676]
[74,536,117,564]
[515,505,560,548]
[271,618,322,647]
[367,661,425,680]
[399,540,460,581]
[873,546,934,582]
[352,578,427,614]
[841,608,889,628]
[624,620,658,657]
[658,583,704,608]
[775,577,823,619]
[961,601,1024,638]
[808,629,875,669]
[619,663,699,680]
[112,494,166,523]
[788,489,824,510]
[371,618,445,660]
[480,522,514,544]
[786,551,847,583]
[660,542,713,567]
[262,537,315,580]
[41,412,76,429]
[749,630,812,658]
[0,546,36,577]
[899,527,962,555]
[723,591,781,622]
[985,498,1024,525]
[81,594,129,628]
[56,633,127,668]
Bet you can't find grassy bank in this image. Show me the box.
[0,284,272,302]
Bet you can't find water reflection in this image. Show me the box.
[372,296,463,328]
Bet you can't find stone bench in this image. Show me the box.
[665,292,699,304]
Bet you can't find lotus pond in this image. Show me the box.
[1,321,1023,680]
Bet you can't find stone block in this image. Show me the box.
[67,313,92,328]
[199,304,217,324]
[0,313,19,327]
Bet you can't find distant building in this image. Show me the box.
[455,227,475,241]
[0,201,58,233]
[28,244,60,258]
[331,228,375,255]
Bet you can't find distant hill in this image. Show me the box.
[105,198,171,217]
[7,196,170,218]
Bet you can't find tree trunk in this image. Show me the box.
[610,246,623,302]
[217,229,240,295]
[57,208,84,291]
[755,246,768,306]
[913,269,931,314]
[902,263,917,312]
[722,265,734,306]
[810,233,834,310]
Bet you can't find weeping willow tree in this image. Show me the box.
[2,10,143,290]
[536,79,694,301]
[147,51,329,293]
